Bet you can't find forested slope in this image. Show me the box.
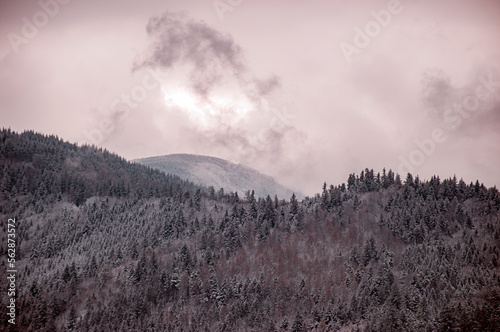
[134,154,297,199]
[1,129,499,331]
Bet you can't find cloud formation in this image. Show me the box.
[134,11,246,96]
[420,65,500,135]
[420,68,452,117]
[2,0,500,195]
[133,11,303,167]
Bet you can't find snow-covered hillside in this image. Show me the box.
[134,154,300,199]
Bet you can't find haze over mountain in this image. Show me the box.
[134,154,300,199]
[3,2,499,195]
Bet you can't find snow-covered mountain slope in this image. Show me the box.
[134,154,299,199]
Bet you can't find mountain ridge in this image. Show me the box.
[134,153,300,199]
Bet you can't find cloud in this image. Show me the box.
[132,10,285,104]
[133,11,304,167]
[133,11,245,97]
[420,68,452,117]
[419,66,500,135]
[255,75,281,96]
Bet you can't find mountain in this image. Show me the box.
[1,129,500,332]
[134,154,299,199]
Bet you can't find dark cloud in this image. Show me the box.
[420,66,500,133]
[132,9,286,113]
[144,11,237,64]
[133,11,283,102]
[133,11,245,96]
[452,94,500,138]
[255,75,281,96]
[420,68,452,117]
[133,11,304,166]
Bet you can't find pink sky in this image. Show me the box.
[1,0,499,195]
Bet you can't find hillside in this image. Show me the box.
[134,154,298,199]
[1,129,499,332]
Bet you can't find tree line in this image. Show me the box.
[0,129,499,331]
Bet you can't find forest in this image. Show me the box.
[1,128,499,331]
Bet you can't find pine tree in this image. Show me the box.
[66,307,77,331]
[290,193,298,217]
[291,313,305,332]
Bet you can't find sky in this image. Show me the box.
[1,0,499,196]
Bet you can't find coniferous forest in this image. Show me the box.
[1,129,499,331]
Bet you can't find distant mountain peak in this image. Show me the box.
[134,154,299,199]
